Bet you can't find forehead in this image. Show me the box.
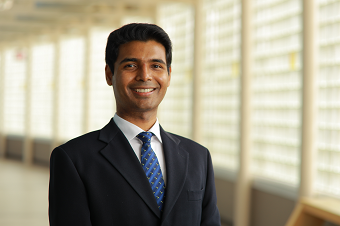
[116,40,166,61]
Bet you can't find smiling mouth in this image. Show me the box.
[134,88,155,93]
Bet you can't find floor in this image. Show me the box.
[0,159,49,226]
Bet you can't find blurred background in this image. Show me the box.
[0,0,339,226]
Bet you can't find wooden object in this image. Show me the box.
[286,198,340,226]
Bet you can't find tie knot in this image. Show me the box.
[136,132,153,144]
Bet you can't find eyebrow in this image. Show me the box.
[151,59,166,65]
[119,58,137,64]
[119,58,166,65]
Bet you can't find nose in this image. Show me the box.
[136,64,152,82]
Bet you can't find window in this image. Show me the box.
[201,0,241,170]
[30,43,55,138]
[251,0,302,185]
[58,37,85,140]
[3,48,27,135]
[317,0,340,196]
[158,3,194,138]
[121,16,154,25]
[0,0,339,200]
[87,27,116,132]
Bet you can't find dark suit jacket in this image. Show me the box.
[49,119,220,226]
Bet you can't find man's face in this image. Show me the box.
[106,40,171,116]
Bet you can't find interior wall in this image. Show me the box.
[1,140,298,226]
[215,177,235,225]
[215,175,296,226]
[5,136,24,160]
[250,188,295,226]
[3,141,340,226]
[32,139,52,166]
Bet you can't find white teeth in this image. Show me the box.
[135,89,153,93]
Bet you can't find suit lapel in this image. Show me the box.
[98,119,161,218]
[160,127,189,222]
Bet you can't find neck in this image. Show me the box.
[116,111,157,131]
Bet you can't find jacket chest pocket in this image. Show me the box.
[187,190,204,201]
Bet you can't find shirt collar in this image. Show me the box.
[113,113,162,143]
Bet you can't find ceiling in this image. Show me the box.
[0,0,193,43]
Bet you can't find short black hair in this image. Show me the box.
[105,23,172,75]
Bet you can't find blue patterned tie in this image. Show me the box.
[137,132,165,212]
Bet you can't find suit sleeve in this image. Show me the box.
[49,147,92,226]
[201,150,221,226]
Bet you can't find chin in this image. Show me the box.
[134,104,158,113]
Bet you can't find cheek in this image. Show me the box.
[113,76,128,92]
[158,75,171,88]
[112,79,125,99]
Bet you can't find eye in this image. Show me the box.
[153,64,162,69]
[124,63,136,68]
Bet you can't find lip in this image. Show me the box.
[131,87,156,96]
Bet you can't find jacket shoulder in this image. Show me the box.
[56,130,103,154]
[165,131,209,153]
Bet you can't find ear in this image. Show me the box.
[167,66,171,87]
[105,64,113,86]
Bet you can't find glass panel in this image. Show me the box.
[87,27,116,132]
[58,37,85,140]
[317,0,340,197]
[201,0,241,170]
[158,3,194,139]
[3,48,27,135]
[121,16,154,25]
[30,43,55,138]
[251,0,302,185]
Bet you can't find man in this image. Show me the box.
[49,23,220,226]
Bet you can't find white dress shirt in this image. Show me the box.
[113,113,167,184]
